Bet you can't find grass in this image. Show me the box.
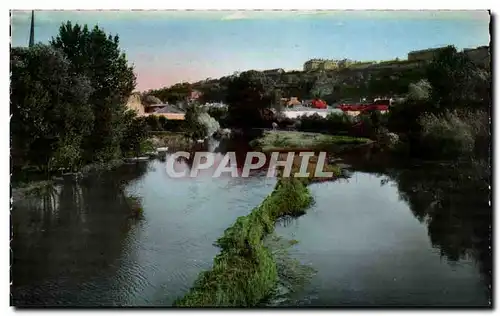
[174,177,312,307]
[276,153,342,185]
[80,159,125,174]
[173,155,342,307]
[250,130,371,152]
[149,131,192,149]
[12,180,56,199]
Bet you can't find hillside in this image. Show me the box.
[143,45,490,106]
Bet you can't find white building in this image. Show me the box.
[281,107,344,119]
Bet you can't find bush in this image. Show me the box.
[145,115,161,131]
[419,109,488,159]
[295,112,358,135]
[198,112,220,138]
[297,114,328,133]
[325,112,353,134]
[407,79,432,101]
[158,116,168,130]
[50,138,83,172]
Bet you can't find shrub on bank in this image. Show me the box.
[295,111,391,139]
[418,109,488,160]
[149,131,192,149]
[250,130,370,152]
[297,112,353,135]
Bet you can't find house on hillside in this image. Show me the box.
[287,97,301,107]
[407,46,450,61]
[464,46,490,69]
[280,97,301,107]
[149,104,185,120]
[144,103,167,114]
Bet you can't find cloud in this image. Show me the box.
[221,11,250,20]
[219,10,342,21]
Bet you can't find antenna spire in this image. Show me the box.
[29,10,34,47]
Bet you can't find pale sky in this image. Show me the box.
[11,10,491,91]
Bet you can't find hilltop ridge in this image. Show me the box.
[141,44,490,105]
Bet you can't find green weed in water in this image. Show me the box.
[126,194,144,219]
[173,177,313,307]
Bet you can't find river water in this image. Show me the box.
[269,165,491,307]
[11,140,277,306]
[11,141,491,307]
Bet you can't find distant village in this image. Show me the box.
[127,44,490,121]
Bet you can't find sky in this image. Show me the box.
[11,10,491,91]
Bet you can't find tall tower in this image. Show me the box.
[28,10,34,47]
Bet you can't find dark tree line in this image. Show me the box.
[387,46,491,160]
[11,22,148,176]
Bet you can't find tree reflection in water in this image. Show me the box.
[349,157,491,299]
[11,162,149,306]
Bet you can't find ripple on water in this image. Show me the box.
[11,157,277,306]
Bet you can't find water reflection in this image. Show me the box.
[11,139,278,306]
[11,163,149,306]
[383,163,492,298]
[340,146,491,294]
[272,161,491,306]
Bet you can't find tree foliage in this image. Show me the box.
[226,71,274,129]
[184,103,209,140]
[146,82,192,105]
[426,46,491,110]
[120,111,150,157]
[11,44,94,171]
[387,45,491,159]
[11,22,145,175]
[50,21,137,162]
[183,102,221,140]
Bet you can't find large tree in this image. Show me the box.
[50,22,136,162]
[10,44,94,172]
[225,71,274,129]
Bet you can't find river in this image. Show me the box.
[269,170,491,307]
[11,141,491,307]
[11,140,277,306]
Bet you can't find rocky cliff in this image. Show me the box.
[125,93,145,115]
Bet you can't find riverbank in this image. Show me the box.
[11,159,124,200]
[11,133,180,200]
[174,156,342,307]
[250,130,371,152]
[149,131,193,149]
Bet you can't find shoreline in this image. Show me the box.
[11,158,130,201]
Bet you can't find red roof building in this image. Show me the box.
[311,99,327,109]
